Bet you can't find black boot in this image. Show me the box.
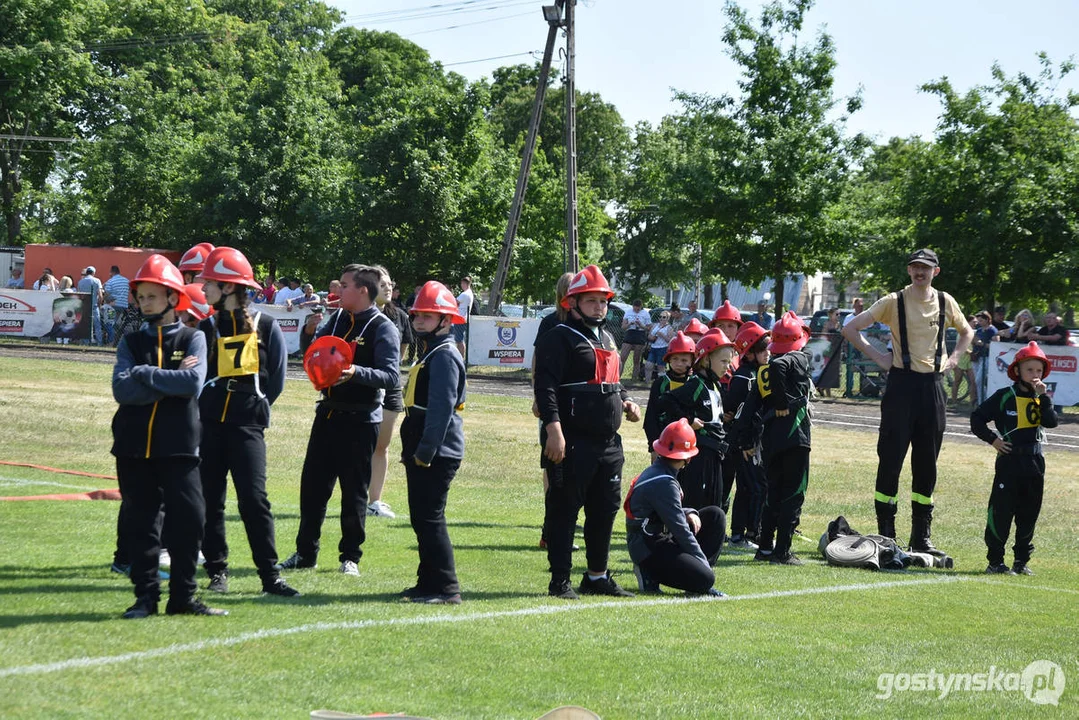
[875,499,896,539]
[909,511,948,559]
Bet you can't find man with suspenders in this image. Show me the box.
[843,249,974,557]
[278,264,401,576]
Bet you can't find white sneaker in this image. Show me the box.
[367,500,396,518]
[197,550,206,566]
[159,550,171,567]
[340,560,360,576]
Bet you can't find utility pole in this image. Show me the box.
[563,0,579,274]
[486,6,563,314]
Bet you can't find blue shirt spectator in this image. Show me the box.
[103,266,131,309]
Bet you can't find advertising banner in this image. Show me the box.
[0,290,91,342]
[986,341,1079,406]
[466,316,541,367]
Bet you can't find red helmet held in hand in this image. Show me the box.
[695,328,735,363]
[734,321,769,358]
[710,300,743,327]
[663,331,697,362]
[410,281,466,324]
[1008,341,1051,381]
[653,418,699,460]
[768,311,810,354]
[131,254,185,295]
[304,335,354,390]
[178,243,215,274]
[560,265,615,309]
[198,246,261,290]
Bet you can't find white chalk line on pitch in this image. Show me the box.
[0,576,967,679]
[0,476,102,492]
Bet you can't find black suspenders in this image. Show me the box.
[896,290,946,373]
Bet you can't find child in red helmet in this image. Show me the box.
[642,331,696,454]
[658,329,738,516]
[400,281,468,604]
[970,342,1058,575]
[735,311,813,565]
[111,255,225,618]
[725,322,771,551]
[624,419,725,596]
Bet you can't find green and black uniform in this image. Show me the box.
[970,383,1057,566]
[658,371,727,512]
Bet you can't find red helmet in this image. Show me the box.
[304,335,354,390]
[198,246,261,290]
[695,328,735,363]
[180,283,214,321]
[1008,341,1051,381]
[178,243,215,274]
[410,281,465,324]
[768,311,810,354]
[683,318,710,337]
[560,265,615,309]
[663,331,697,362]
[710,300,743,327]
[131,254,185,295]
[652,418,699,460]
[734,321,770,358]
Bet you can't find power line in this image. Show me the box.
[342,0,530,22]
[346,0,536,26]
[443,50,541,67]
[405,9,534,36]
[0,134,77,143]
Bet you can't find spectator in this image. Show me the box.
[999,309,1035,343]
[261,276,276,304]
[685,300,706,323]
[59,275,76,292]
[751,300,774,330]
[391,282,415,363]
[819,308,841,397]
[970,311,997,405]
[1033,312,1069,346]
[990,306,1010,332]
[7,268,23,288]
[77,266,105,345]
[276,278,303,307]
[645,310,676,380]
[620,299,651,381]
[842,298,864,328]
[454,275,474,357]
[103,265,131,345]
[325,279,342,309]
[668,304,684,331]
[287,283,322,312]
[950,315,977,405]
[35,269,59,291]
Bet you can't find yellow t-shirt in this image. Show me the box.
[868,285,968,374]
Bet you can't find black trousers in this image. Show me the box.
[405,454,461,595]
[678,445,723,513]
[761,447,810,557]
[729,453,766,541]
[720,451,739,514]
[295,411,379,564]
[114,502,162,567]
[874,370,946,529]
[985,453,1045,565]
[544,433,624,578]
[200,423,279,581]
[116,456,204,604]
[640,506,725,593]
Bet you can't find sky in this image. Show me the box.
[330,0,1079,141]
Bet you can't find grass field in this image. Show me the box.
[0,355,1076,719]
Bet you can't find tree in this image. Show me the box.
[671,0,866,313]
[0,0,99,244]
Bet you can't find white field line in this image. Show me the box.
[0,576,966,679]
[0,476,102,492]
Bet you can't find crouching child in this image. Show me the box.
[625,419,725,596]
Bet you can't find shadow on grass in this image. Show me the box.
[0,612,117,627]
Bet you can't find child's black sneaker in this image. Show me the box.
[207,570,229,593]
[632,563,661,594]
[548,576,579,600]
[263,577,301,597]
[769,553,804,566]
[121,596,158,619]
[985,563,1016,575]
[578,572,634,597]
[1011,563,1033,576]
[166,598,229,616]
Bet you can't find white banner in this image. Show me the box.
[466,316,541,367]
[0,289,318,355]
[986,341,1079,406]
